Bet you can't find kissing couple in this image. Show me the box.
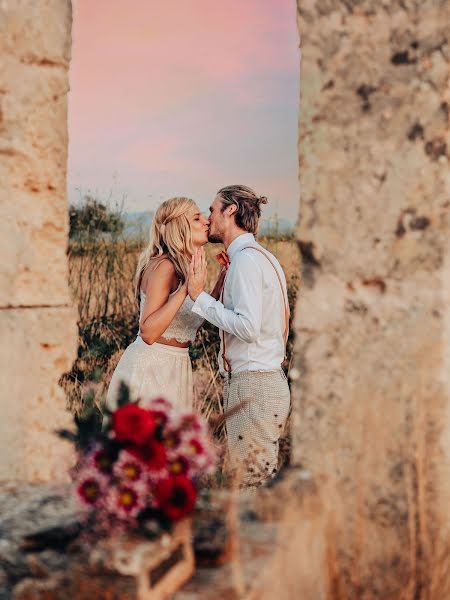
[106,185,291,488]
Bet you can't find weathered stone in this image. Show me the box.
[0,0,73,308]
[293,0,450,595]
[0,307,77,481]
[0,484,76,596]
[0,0,77,482]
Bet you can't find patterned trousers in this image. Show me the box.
[223,369,291,488]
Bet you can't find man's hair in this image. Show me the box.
[217,185,268,234]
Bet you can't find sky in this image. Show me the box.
[68,1,299,220]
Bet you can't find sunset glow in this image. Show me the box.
[68,1,299,219]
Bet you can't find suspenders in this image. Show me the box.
[220,245,290,378]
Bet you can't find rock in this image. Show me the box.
[21,520,82,552]
[0,0,77,482]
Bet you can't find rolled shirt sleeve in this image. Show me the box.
[191,252,263,344]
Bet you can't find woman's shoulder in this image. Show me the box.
[141,256,177,293]
[149,256,176,275]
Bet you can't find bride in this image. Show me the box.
[106,197,224,412]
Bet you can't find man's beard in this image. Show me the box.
[208,232,223,244]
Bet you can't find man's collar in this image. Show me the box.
[227,233,255,262]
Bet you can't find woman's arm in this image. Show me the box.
[210,266,227,300]
[139,260,188,345]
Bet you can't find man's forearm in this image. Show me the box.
[192,292,260,343]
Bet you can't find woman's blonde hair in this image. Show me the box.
[134,197,197,301]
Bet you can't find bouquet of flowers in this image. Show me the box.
[59,389,217,538]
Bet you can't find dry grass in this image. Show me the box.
[61,235,300,453]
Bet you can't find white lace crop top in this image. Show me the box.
[138,291,204,344]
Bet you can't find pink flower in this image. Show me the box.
[106,481,147,520]
[168,456,189,476]
[163,430,181,452]
[178,435,218,476]
[92,446,116,475]
[177,413,204,434]
[113,450,146,482]
[75,468,108,507]
[185,438,204,457]
[149,397,172,410]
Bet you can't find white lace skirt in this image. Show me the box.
[106,337,193,412]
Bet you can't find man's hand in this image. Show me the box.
[188,247,208,301]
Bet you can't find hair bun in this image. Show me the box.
[259,195,268,205]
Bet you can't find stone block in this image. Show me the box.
[0,0,72,307]
[0,188,73,308]
[0,306,77,481]
[0,0,71,62]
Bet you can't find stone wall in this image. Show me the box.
[0,0,77,481]
[293,0,450,594]
[3,0,450,594]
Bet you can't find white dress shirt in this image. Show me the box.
[191,233,288,375]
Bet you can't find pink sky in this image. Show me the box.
[68,1,299,220]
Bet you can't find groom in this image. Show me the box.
[188,185,291,487]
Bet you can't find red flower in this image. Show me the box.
[155,475,197,521]
[112,404,156,446]
[77,477,102,505]
[130,440,167,471]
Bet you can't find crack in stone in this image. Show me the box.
[0,304,72,310]
[19,56,68,69]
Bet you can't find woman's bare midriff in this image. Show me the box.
[155,336,190,349]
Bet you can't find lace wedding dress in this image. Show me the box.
[106,291,204,412]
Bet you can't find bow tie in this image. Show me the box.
[215,250,230,269]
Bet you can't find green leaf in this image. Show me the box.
[56,429,77,443]
[117,381,131,407]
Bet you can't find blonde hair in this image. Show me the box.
[134,197,196,301]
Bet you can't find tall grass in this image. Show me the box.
[61,231,301,453]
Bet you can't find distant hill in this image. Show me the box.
[259,216,296,237]
[123,211,154,240]
[123,211,295,240]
